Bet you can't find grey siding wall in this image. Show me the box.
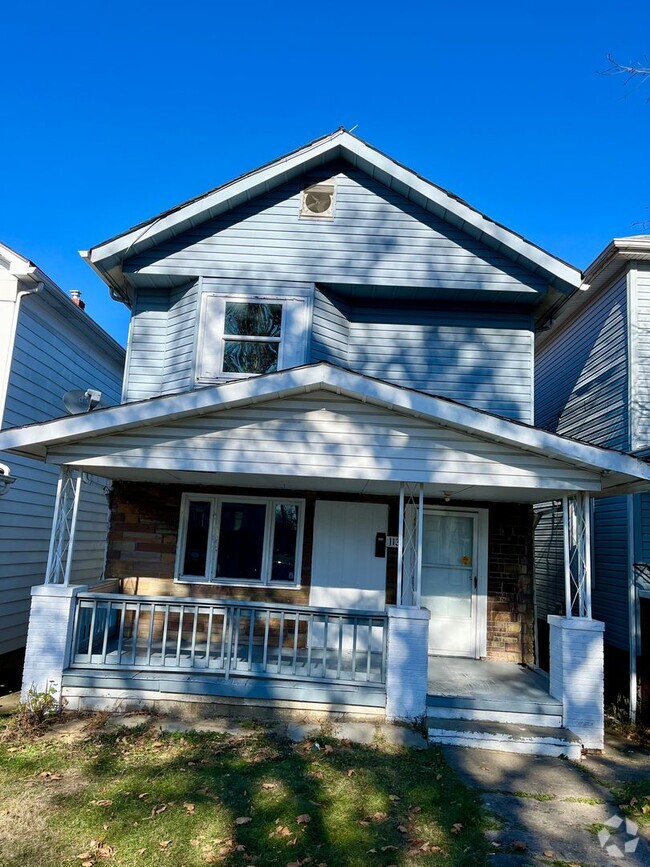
[533,497,630,652]
[631,265,650,451]
[592,496,629,651]
[636,492,650,565]
[310,294,533,421]
[310,290,350,365]
[123,288,169,402]
[534,502,564,623]
[125,162,549,295]
[0,295,123,656]
[535,273,629,450]
[162,280,200,395]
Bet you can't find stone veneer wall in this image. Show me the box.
[486,503,534,664]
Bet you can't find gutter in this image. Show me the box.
[78,249,132,308]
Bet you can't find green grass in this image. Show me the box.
[0,718,490,866]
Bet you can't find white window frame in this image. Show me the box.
[175,493,305,588]
[196,293,288,382]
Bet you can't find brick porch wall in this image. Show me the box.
[486,503,534,664]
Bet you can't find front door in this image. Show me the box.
[421,508,484,658]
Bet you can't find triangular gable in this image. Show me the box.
[123,158,549,297]
[82,130,581,301]
[41,388,605,496]
[0,364,648,494]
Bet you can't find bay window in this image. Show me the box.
[176,494,304,587]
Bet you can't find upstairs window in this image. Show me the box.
[223,301,283,374]
[176,493,304,587]
[196,291,309,382]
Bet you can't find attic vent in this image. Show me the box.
[300,183,335,218]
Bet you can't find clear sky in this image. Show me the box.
[1,0,649,346]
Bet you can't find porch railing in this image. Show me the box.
[69,593,387,687]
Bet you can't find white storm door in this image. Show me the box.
[421,509,480,658]
[309,500,388,611]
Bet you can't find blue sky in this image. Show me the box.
[1,0,649,345]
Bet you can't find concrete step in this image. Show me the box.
[426,702,563,728]
[427,717,582,759]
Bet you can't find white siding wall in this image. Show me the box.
[631,265,650,452]
[0,292,124,656]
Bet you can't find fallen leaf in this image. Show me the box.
[183,802,196,814]
[76,854,92,861]
[323,745,334,754]
[543,852,554,859]
[151,804,167,817]
[97,844,115,858]
[381,845,398,851]
[389,794,400,802]
[262,782,277,790]
[513,841,527,851]
[158,840,172,849]
[235,816,252,825]
[347,769,355,777]
[138,793,148,800]
[136,849,146,856]
[451,823,463,834]
[397,825,408,833]
[296,814,311,825]
[371,811,388,822]
[92,800,113,807]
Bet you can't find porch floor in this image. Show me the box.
[427,656,561,715]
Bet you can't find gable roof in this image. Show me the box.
[0,362,647,494]
[81,130,582,303]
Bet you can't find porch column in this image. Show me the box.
[45,466,82,585]
[397,482,423,606]
[548,493,604,749]
[21,583,87,704]
[385,605,431,723]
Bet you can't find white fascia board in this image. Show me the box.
[87,132,581,291]
[0,363,648,484]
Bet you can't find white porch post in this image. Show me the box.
[45,466,82,585]
[388,482,429,723]
[397,482,423,606]
[549,493,604,749]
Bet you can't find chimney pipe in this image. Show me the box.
[69,289,86,311]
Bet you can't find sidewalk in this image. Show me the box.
[443,733,650,866]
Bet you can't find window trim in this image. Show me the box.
[196,293,288,382]
[175,492,305,588]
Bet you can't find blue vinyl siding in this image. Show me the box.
[592,497,629,651]
[636,492,650,565]
[162,280,200,395]
[310,293,534,421]
[534,502,565,622]
[123,287,169,401]
[125,161,548,296]
[0,294,124,655]
[535,273,629,450]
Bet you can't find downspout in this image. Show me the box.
[628,494,638,723]
[0,280,44,428]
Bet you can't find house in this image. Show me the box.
[0,243,125,683]
[2,131,649,754]
[535,236,650,722]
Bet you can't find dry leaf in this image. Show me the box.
[159,840,172,849]
[93,800,113,807]
[409,805,422,814]
[513,841,527,851]
[543,852,554,859]
[151,804,167,817]
[381,845,398,851]
[451,823,463,834]
[76,854,92,861]
[389,794,400,802]
[183,802,196,814]
[323,745,334,755]
[136,849,146,856]
[397,824,408,833]
[262,782,277,790]
[347,769,355,777]
[296,814,311,825]
[235,816,252,825]
[137,793,148,800]
[97,844,115,858]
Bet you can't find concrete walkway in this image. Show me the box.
[443,735,650,866]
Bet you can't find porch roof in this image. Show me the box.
[0,363,648,501]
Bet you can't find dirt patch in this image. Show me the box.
[0,768,87,866]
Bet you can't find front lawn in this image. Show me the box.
[0,717,489,866]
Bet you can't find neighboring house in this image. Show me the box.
[0,243,125,678]
[2,131,650,755]
[535,236,650,721]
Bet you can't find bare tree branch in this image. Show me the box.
[604,54,650,80]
